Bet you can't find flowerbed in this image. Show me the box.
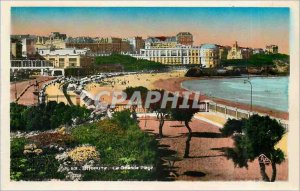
[68,146,100,162]
[28,131,76,149]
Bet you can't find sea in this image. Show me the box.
[181,76,289,112]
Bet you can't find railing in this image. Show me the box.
[208,101,289,130]
[112,102,207,114]
[112,104,149,113]
[89,53,111,57]
[11,60,54,68]
[46,95,77,103]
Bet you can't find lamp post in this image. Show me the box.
[244,79,252,113]
[14,72,17,103]
[77,70,80,86]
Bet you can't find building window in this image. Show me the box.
[171,50,177,56]
[69,58,77,62]
[49,58,55,66]
[69,58,77,67]
[59,58,65,68]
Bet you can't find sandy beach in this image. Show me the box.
[44,71,187,106]
[85,70,187,96]
[45,83,80,105]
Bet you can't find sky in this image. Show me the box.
[11,7,290,54]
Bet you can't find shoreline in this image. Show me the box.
[42,71,288,120]
[152,76,289,120]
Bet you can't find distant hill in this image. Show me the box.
[185,53,290,77]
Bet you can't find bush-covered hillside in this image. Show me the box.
[221,53,289,67]
[95,54,166,71]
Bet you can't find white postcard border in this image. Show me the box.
[1,1,299,190]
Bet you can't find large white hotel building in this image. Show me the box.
[131,34,220,68]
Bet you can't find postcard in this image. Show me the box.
[1,0,299,190]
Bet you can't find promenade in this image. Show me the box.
[10,76,54,105]
[138,117,288,181]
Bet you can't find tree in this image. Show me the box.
[148,89,173,138]
[123,87,202,149]
[171,108,198,134]
[220,118,246,137]
[122,86,204,158]
[223,115,286,182]
[170,108,199,158]
[124,86,149,101]
[148,89,200,158]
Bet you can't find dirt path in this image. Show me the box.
[139,117,288,181]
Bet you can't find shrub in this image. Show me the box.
[71,110,159,180]
[11,137,28,158]
[11,135,75,181]
[71,119,125,156]
[10,103,27,131]
[11,154,64,181]
[111,109,137,130]
[220,118,246,137]
[10,102,91,132]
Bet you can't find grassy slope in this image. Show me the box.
[95,54,166,71]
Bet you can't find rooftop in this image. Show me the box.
[201,44,217,49]
[146,36,177,43]
[38,48,88,56]
[177,32,192,36]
